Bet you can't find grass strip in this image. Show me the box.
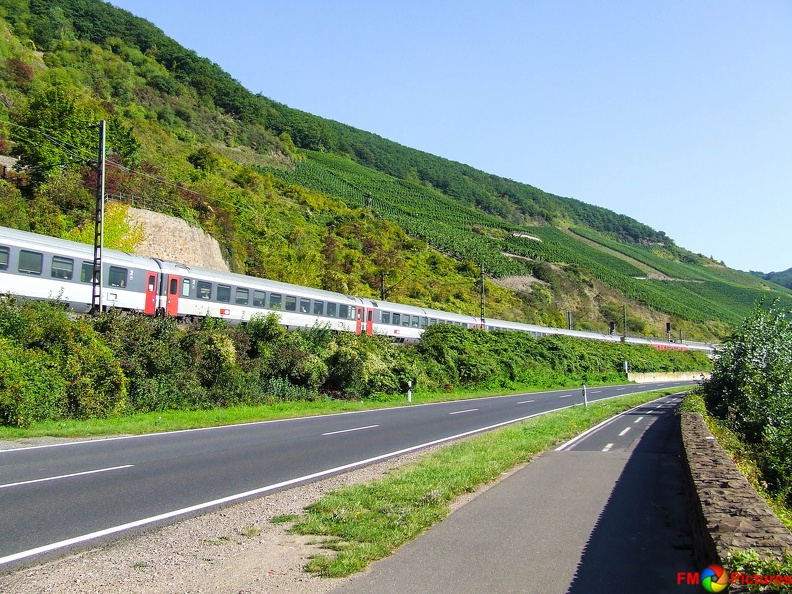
[0,381,630,440]
[289,388,684,578]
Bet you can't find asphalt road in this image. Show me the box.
[0,381,693,572]
[331,393,699,594]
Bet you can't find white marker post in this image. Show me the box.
[407,380,412,404]
[582,384,588,407]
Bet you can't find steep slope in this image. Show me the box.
[0,0,788,342]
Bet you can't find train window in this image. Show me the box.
[197,281,212,300]
[381,311,390,324]
[217,285,231,303]
[338,304,349,319]
[402,315,411,327]
[169,278,178,295]
[235,288,249,305]
[420,317,428,328]
[50,256,74,280]
[80,262,95,283]
[392,313,400,325]
[313,300,324,316]
[284,295,297,312]
[18,250,43,275]
[269,293,282,309]
[0,246,9,270]
[368,310,374,322]
[181,278,190,297]
[299,298,310,313]
[326,302,337,317]
[109,266,128,288]
[430,318,438,325]
[149,275,157,293]
[253,290,266,307]
[412,317,420,328]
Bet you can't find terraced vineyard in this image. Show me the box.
[269,152,792,327]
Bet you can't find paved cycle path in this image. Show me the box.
[330,394,701,594]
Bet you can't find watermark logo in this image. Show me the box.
[677,565,728,591]
[700,565,729,593]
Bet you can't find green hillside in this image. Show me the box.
[0,0,789,342]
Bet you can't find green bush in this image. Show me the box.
[703,303,792,504]
[0,298,127,423]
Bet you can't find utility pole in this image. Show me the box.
[480,262,485,327]
[622,303,627,339]
[91,120,106,313]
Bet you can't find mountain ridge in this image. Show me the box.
[0,0,789,342]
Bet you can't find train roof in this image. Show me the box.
[0,226,158,268]
[156,260,362,304]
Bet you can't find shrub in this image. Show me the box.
[703,303,792,504]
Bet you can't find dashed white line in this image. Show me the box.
[559,394,572,398]
[322,425,379,436]
[634,416,644,424]
[517,400,535,404]
[602,443,614,452]
[618,427,631,437]
[449,409,478,415]
[0,465,134,490]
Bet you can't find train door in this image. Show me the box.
[166,274,180,317]
[366,307,374,336]
[144,272,157,315]
[355,306,363,335]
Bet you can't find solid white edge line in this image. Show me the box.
[0,406,570,567]
[322,425,379,436]
[554,394,671,452]
[0,465,134,490]
[0,384,680,454]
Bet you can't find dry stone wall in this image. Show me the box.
[681,412,792,570]
[126,208,229,272]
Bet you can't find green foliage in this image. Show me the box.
[726,549,792,593]
[0,0,774,344]
[0,296,126,426]
[703,303,792,504]
[0,298,709,427]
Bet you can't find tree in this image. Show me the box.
[11,86,139,184]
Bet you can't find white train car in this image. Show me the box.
[0,226,158,314]
[0,226,715,354]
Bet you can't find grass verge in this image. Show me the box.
[0,381,632,441]
[288,388,684,578]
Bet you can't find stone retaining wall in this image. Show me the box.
[628,371,710,383]
[680,412,792,570]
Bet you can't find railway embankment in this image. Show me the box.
[680,412,792,570]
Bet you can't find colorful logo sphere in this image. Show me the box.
[701,564,728,592]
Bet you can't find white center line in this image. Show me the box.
[618,427,631,437]
[448,409,478,415]
[559,394,572,398]
[602,443,614,452]
[322,425,379,436]
[634,416,644,424]
[0,465,134,490]
[517,400,535,404]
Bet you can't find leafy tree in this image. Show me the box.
[11,85,138,182]
[703,303,792,503]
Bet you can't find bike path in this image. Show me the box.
[330,395,700,594]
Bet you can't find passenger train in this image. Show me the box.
[0,225,714,353]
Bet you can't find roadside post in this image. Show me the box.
[407,380,412,404]
[582,384,588,407]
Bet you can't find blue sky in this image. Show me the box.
[109,0,792,273]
